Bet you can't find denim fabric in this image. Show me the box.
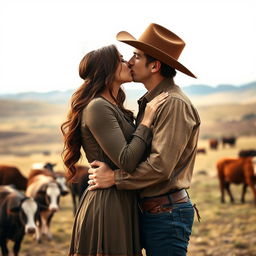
[139,201,194,256]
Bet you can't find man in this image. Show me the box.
[88,23,201,256]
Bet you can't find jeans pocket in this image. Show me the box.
[179,207,194,241]
[180,207,194,224]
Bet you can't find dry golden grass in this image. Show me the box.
[0,136,255,256]
[188,136,256,256]
[1,99,256,255]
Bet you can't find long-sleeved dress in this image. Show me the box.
[68,96,151,256]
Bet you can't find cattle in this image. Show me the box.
[209,139,218,150]
[0,165,28,191]
[29,169,69,196]
[68,165,89,215]
[26,174,61,242]
[53,171,69,196]
[222,136,236,148]
[31,162,56,172]
[238,149,256,157]
[0,185,39,256]
[197,148,207,154]
[216,155,256,205]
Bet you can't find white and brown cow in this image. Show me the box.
[0,185,39,256]
[28,169,69,196]
[26,174,61,242]
[31,162,56,172]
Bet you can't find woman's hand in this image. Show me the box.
[141,92,168,127]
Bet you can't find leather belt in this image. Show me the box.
[139,189,189,214]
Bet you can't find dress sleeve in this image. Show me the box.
[83,98,151,173]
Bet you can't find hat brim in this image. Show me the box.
[117,31,196,78]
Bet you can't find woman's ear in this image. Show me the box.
[151,61,161,73]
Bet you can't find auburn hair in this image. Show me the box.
[61,45,134,182]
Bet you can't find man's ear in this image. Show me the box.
[151,61,161,73]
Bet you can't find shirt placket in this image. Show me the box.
[136,97,148,127]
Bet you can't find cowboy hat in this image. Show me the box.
[116,23,196,78]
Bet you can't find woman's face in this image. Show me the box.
[114,54,133,84]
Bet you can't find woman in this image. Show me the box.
[61,45,168,256]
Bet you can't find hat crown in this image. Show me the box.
[116,23,196,78]
[138,23,185,60]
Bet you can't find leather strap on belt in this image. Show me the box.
[139,189,189,213]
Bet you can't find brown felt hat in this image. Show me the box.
[116,23,196,78]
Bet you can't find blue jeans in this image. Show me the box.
[139,201,194,256]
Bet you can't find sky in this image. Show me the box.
[0,0,256,94]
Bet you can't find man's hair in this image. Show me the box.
[145,54,177,78]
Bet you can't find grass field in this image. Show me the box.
[1,136,256,256]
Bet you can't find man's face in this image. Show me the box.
[128,49,152,83]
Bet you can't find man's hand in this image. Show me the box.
[87,161,115,191]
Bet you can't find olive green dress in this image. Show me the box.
[68,97,151,256]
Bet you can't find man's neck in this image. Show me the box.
[144,75,165,92]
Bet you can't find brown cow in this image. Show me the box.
[209,139,218,150]
[68,165,89,216]
[0,165,28,191]
[217,155,256,204]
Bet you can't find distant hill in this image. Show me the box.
[0,81,255,106]
[185,81,256,106]
[0,99,66,117]
[0,90,73,104]
[183,81,256,95]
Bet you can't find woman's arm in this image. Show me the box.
[84,98,149,173]
[84,93,167,173]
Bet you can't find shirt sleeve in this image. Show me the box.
[115,97,197,189]
[83,99,151,173]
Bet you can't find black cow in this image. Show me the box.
[0,186,39,256]
[238,149,256,158]
[209,139,218,150]
[197,147,207,154]
[222,136,236,148]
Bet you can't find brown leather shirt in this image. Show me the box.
[115,78,201,198]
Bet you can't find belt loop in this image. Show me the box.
[185,189,190,199]
[167,193,173,205]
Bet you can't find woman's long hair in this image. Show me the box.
[61,45,134,182]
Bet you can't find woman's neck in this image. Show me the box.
[101,84,120,105]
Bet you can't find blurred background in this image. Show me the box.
[0,0,256,255]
